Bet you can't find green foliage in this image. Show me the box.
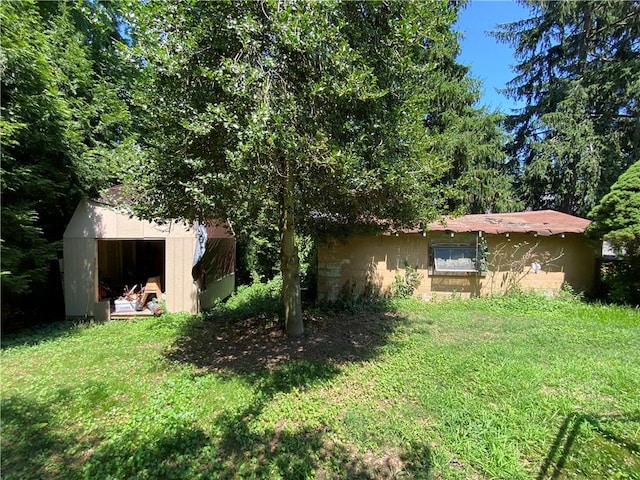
[390,262,423,298]
[476,236,489,273]
[495,1,640,216]
[597,261,640,307]
[235,228,281,285]
[204,276,283,323]
[430,95,522,213]
[328,279,386,313]
[1,0,71,297]
[526,83,603,215]
[126,0,458,224]
[558,282,585,303]
[123,1,510,333]
[236,229,315,286]
[588,161,640,255]
[588,161,640,305]
[0,1,135,309]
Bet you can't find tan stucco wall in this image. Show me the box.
[317,232,598,302]
[317,234,429,301]
[480,233,597,297]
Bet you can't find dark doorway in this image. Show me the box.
[97,240,165,299]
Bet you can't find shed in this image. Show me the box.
[318,210,600,301]
[63,197,235,318]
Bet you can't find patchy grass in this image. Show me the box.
[1,292,639,479]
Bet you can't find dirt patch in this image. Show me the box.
[314,441,407,480]
[166,310,404,374]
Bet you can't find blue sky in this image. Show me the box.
[455,0,530,113]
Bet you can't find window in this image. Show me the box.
[429,239,486,275]
[433,246,477,272]
[429,234,488,276]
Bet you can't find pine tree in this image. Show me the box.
[495,0,640,216]
[426,13,521,214]
[588,161,640,304]
[588,161,640,256]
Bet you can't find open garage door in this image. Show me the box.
[97,239,165,301]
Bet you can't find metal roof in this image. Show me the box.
[421,210,590,236]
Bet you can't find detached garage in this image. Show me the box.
[63,196,235,319]
[318,210,600,301]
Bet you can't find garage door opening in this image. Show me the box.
[97,240,165,302]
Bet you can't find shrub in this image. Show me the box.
[390,262,422,298]
[203,276,283,322]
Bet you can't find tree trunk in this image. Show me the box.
[280,156,303,337]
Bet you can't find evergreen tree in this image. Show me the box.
[495,0,640,216]
[1,1,134,321]
[428,13,521,214]
[588,161,640,305]
[588,161,640,256]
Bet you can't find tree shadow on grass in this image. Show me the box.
[1,319,90,350]
[537,411,640,479]
[163,305,434,478]
[1,395,83,480]
[211,404,433,479]
[167,306,405,372]
[81,423,212,480]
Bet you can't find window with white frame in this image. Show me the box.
[428,232,489,275]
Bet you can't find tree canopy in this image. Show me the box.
[588,160,640,256]
[1,0,134,312]
[124,0,507,335]
[495,0,640,216]
[588,160,640,305]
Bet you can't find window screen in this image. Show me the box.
[433,246,477,273]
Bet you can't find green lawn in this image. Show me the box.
[2,293,639,479]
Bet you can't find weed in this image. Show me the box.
[390,261,422,299]
[203,275,283,323]
[488,241,565,295]
[327,279,386,313]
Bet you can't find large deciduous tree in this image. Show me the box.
[1,0,134,320]
[127,0,498,336]
[495,1,640,216]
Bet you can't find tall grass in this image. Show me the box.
[1,291,639,479]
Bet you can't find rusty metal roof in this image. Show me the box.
[422,210,590,236]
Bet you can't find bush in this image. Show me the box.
[321,279,387,313]
[597,260,640,306]
[390,262,422,299]
[203,276,283,322]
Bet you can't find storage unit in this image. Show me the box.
[63,196,235,318]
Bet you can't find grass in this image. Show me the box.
[1,290,639,479]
